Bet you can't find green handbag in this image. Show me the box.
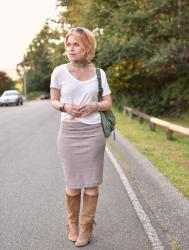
[96,68,116,139]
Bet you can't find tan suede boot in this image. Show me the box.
[65,192,81,242]
[75,193,98,247]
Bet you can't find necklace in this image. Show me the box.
[70,59,91,68]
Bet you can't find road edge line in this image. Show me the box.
[106,146,165,250]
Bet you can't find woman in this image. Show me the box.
[50,27,112,247]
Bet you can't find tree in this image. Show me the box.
[58,0,189,115]
[0,71,15,95]
[17,20,63,93]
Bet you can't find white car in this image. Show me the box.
[0,90,23,106]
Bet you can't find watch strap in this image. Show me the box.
[59,103,65,112]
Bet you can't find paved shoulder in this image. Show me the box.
[108,130,189,250]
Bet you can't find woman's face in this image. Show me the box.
[66,34,86,62]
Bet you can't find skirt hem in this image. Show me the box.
[65,181,103,189]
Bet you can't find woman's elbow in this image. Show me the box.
[50,98,57,107]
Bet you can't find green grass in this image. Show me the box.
[114,109,189,200]
[160,116,189,127]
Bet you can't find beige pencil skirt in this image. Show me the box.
[57,121,106,189]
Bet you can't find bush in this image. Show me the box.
[27,91,45,100]
[112,80,189,117]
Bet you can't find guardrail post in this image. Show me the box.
[129,110,134,119]
[123,105,189,139]
[150,122,156,131]
[139,116,144,124]
[167,129,173,140]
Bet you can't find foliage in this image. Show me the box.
[0,71,15,95]
[27,91,45,100]
[57,0,189,116]
[17,21,65,94]
[17,0,189,116]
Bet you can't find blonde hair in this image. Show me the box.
[64,27,96,62]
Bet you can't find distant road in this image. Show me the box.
[0,101,169,250]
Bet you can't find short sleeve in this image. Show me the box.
[50,68,60,89]
[100,69,111,96]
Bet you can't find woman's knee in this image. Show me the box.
[65,188,81,196]
[84,186,99,196]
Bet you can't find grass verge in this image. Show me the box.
[114,109,189,200]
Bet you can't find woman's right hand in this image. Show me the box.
[64,103,81,117]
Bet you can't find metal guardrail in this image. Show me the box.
[123,106,189,140]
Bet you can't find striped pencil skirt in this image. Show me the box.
[57,121,106,189]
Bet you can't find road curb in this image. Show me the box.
[106,146,165,250]
[108,130,189,250]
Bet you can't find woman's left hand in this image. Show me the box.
[79,103,97,116]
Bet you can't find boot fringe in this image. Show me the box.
[75,194,98,247]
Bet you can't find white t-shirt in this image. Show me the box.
[50,64,111,124]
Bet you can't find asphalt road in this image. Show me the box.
[108,130,189,250]
[0,101,169,250]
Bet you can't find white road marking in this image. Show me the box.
[106,146,165,250]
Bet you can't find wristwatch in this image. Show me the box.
[59,103,65,112]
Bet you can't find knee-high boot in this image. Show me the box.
[75,193,98,247]
[65,192,81,242]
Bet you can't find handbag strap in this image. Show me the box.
[96,68,116,140]
[96,68,103,102]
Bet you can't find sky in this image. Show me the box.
[0,0,58,79]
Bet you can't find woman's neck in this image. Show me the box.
[70,59,91,68]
